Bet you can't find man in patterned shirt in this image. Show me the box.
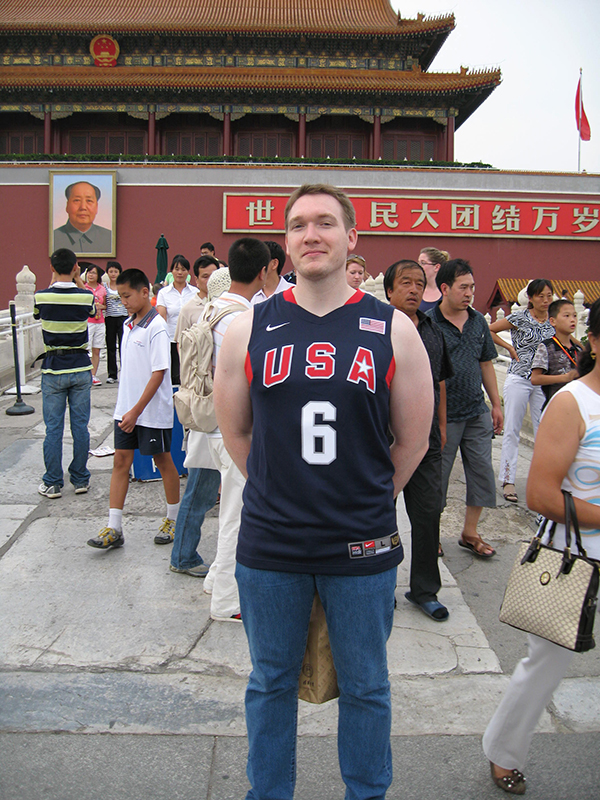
[428,259,503,559]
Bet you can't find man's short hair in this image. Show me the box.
[436,258,473,291]
[50,248,77,275]
[264,240,286,275]
[284,184,356,231]
[65,181,101,201]
[548,298,574,319]
[117,268,150,291]
[200,241,215,253]
[228,238,270,284]
[193,254,219,277]
[383,260,425,300]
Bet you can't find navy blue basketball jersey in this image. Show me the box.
[237,288,403,576]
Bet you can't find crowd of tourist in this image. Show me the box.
[32,183,597,799]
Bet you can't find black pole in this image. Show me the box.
[6,300,34,416]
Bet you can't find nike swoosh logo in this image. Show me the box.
[266,322,290,331]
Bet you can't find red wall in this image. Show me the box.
[2,181,598,312]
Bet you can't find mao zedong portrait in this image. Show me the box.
[53,181,112,254]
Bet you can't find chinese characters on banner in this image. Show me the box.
[223,194,600,239]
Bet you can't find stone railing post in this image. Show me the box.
[15,265,36,313]
[496,307,505,321]
[573,289,588,339]
[360,274,388,303]
[14,264,43,377]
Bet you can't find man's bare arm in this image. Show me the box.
[480,360,504,434]
[388,309,434,496]
[214,310,254,479]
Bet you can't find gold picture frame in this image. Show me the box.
[49,170,116,257]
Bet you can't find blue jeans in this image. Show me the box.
[170,467,220,569]
[41,370,92,488]
[235,563,397,800]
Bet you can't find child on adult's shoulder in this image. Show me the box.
[530,299,582,408]
[87,268,180,551]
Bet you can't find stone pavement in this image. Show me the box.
[1,366,599,800]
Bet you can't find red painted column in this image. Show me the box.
[223,112,231,156]
[373,114,381,159]
[43,108,52,154]
[447,116,455,162]
[147,110,155,156]
[298,113,306,157]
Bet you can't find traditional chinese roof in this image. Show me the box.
[489,278,600,309]
[0,0,454,38]
[0,65,499,94]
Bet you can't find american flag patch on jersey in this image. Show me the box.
[359,317,386,335]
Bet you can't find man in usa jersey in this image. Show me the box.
[214,184,433,800]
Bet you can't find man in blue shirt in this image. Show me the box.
[428,259,503,558]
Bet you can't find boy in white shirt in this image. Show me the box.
[88,268,181,550]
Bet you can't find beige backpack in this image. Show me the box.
[174,300,246,432]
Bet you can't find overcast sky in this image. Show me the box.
[391,0,599,174]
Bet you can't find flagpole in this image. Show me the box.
[578,68,582,173]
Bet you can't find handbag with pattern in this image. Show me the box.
[499,490,599,652]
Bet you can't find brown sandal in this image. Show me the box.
[458,536,496,558]
[490,763,526,794]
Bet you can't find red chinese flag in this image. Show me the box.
[576,77,591,141]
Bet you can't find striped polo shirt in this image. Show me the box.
[33,281,95,374]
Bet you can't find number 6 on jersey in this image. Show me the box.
[301,401,337,465]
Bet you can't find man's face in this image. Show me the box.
[118,283,148,316]
[196,263,217,296]
[201,247,215,256]
[65,183,99,232]
[442,272,475,312]
[285,193,357,281]
[387,268,425,315]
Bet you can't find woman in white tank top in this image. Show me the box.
[483,298,600,795]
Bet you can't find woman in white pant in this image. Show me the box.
[483,297,600,794]
[490,280,554,503]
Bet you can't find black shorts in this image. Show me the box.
[114,421,172,456]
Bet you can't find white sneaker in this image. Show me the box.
[38,482,62,498]
[92,376,102,386]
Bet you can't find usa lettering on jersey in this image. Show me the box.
[263,342,376,392]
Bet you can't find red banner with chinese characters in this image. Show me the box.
[223,193,600,240]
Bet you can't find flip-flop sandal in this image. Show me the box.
[438,544,444,557]
[405,591,449,621]
[502,484,518,503]
[458,537,496,558]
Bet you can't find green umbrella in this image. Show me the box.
[155,234,169,283]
